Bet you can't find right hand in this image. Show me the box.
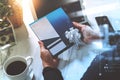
[73,22,100,43]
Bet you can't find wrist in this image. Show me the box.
[42,61,55,68]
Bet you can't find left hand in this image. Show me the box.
[38,41,59,68]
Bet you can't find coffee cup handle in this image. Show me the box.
[26,56,33,67]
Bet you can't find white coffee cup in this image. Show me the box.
[3,56,33,80]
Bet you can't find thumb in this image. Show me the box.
[72,22,86,30]
[38,41,45,49]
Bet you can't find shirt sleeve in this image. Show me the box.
[81,55,101,80]
[43,67,63,80]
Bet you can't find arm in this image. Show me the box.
[72,21,102,79]
[38,41,63,80]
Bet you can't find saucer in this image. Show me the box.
[26,69,35,80]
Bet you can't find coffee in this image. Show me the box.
[6,61,27,75]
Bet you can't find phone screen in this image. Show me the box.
[95,16,114,32]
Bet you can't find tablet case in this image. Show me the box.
[30,8,74,56]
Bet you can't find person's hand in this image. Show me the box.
[38,41,59,68]
[73,22,100,43]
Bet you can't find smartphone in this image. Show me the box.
[95,16,114,32]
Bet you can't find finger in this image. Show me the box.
[38,41,45,49]
[53,58,59,67]
[72,22,86,29]
[83,38,91,43]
